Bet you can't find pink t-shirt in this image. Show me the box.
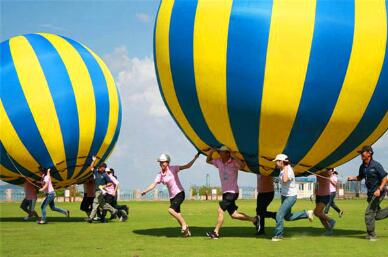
[329,174,337,193]
[154,165,184,199]
[84,180,95,197]
[106,174,119,196]
[257,175,274,193]
[43,175,54,194]
[24,182,37,200]
[211,159,240,193]
[316,176,330,196]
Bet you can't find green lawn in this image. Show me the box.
[0,199,387,257]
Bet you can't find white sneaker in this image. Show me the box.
[307,210,314,222]
[23,216,29,221]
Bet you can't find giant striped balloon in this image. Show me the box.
[154,0,388,175]
[0,33,122,188]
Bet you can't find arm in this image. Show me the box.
[206,148,216,164]
[282,167,292,183]
[141,183,157,196]
[89,156,97,172]
[374,164,388,197]
[179,153,200,170]
[230,151,246,170]
[39,176,49,192]
[347,175,362,181]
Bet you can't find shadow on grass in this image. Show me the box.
[133,226,366,239]
[0,217,86,223]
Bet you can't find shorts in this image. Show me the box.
[169,191,185,213]
[220,193,239,215]
[316,195,330,205]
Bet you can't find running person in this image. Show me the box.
[87,156,118,223]
[272,154,313,241]
[80,177,96,218]
[206,146,259,239]
[141,153,200,237]
[20,179,39,220]
[256,174,276,235]
[324,168,343,217]
[314,170,336,235]
[38,168,69,224]
[103,168,128,221]
[347,145,388,241]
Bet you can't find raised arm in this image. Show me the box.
[179,153,200,170]
[90,156,98,171]
[206,148,216,164]
[282,166,292,183]
[141,183,157,196]
[230,151,246,169]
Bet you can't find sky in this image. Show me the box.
[1,0,387,190]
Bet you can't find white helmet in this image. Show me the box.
[157,153,171,162]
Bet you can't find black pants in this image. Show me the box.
[324,192,341,214]
[365,194,388,236]
[256,191,276,233]
[80,194,94,214]
[102,194,128,219]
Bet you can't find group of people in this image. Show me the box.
[19,144,387,241]
[141,145,387,241]
[20,156,128,224]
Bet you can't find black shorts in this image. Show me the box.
[170,191,185,213]
[220,193,239,215]
[316,195,330,205]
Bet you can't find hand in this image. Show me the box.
[347,176,353,181]
[141,192,146,196]
[47,168,51,172]
[92,156,97,162]
[39,188,43,192]
[374,189,381,198]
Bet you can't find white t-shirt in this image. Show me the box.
[279,166,297,196]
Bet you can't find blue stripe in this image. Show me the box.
[153,0,203,153]
[24,34,80,180]
[310,16,388,172]
[169,0,221,148]
[0,177,25,185]
[61,36,110,177]
[0,143,41,181]
[227,0,273,172]
[0,39,62,181]
[283,0,355,164]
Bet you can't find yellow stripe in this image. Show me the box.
[295,0,387,169]
[259,0,316,168]
[155,0,210,152]
[85,47,120,162]
[0,100,40,172]
[39,33,97,178]
[328,112,388,171]
[193,0,237,151]
[0,165,23,179]
[9,36,67,180]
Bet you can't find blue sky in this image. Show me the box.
[1,0,387,190]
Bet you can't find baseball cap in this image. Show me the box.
[357,145,374,154]
[272,154,289,162]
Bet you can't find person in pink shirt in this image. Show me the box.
[205,146,259,239]
[38,167,69,224]
[314,170,336,235]
[141,152,200,237]
[20,179,39,220]
[324,168,343,217]
[103,168,128,222]
[256,174,277,235]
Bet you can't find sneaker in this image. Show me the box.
[253,215,261,232]
[328,219,336,230]
[339,211,344,218]
[306,210,314,222]
[86,218,93,223]
[366,235,378,241]
[182,226,191,237]
[272,235,283,241]
[206,231,219,239]
[120,210,128,222]
[93,217,101,221]
[38,220,47,224]
[322,230,333,236]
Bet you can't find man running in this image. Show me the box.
[206,146,259,239]
[347,145,388,241]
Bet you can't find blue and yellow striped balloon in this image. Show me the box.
[0,33,122,188]
[154,0,388,175]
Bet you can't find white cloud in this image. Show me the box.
[136,12,151,23]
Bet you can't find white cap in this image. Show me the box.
[105,168,111,172]
[218,145,230,152]
[272,154,289,162]
[157,153,171,162]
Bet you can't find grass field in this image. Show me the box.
[0,199,387,257]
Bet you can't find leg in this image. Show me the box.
[283,196,307,221]
[48,195,68,216]
[89,191,102,219]
[324,192,334,214]
[330,193,341,214]
[30,200,39,219]
[40,195,52,222]
[365,196,380,237]
[20,199,30,215]
[256,193,266,233]
[314,202,330,229]
[230,210,255,222]
[214,207,224,235]
[375,194,388,221]
[274,196,292,237]
[168,208,187,229]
